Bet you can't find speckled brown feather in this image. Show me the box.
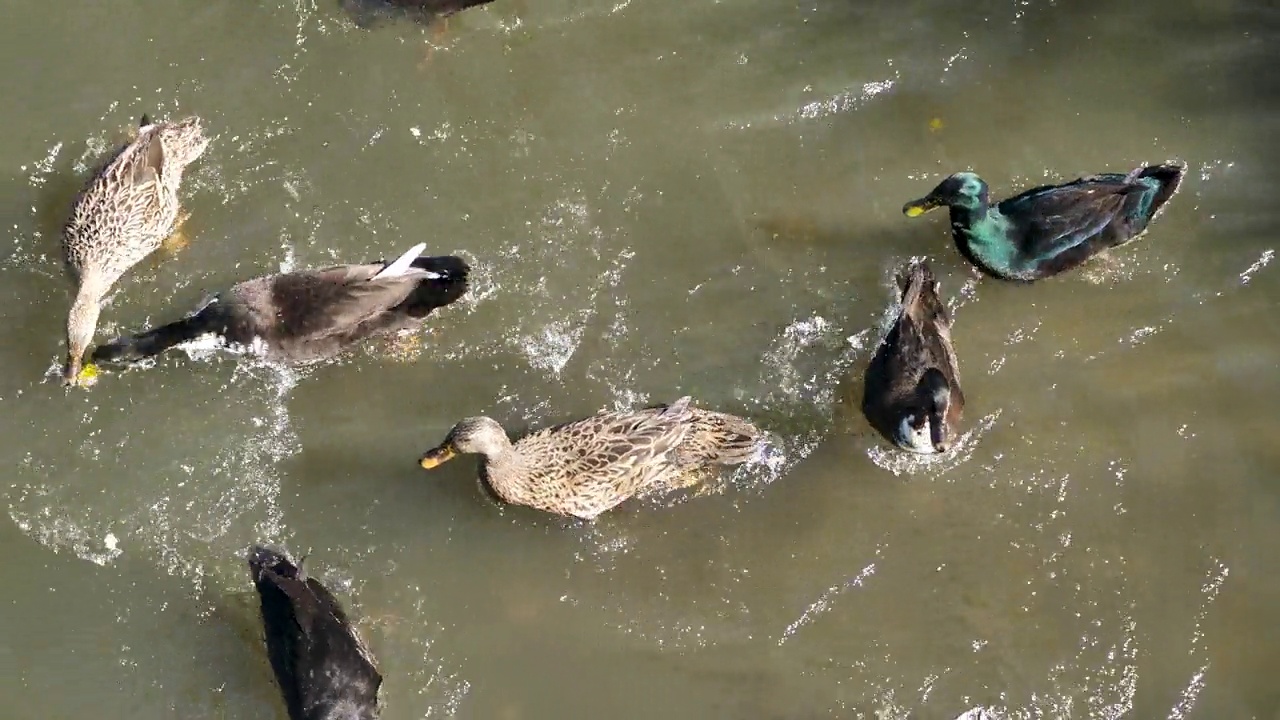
[436,398,765,520]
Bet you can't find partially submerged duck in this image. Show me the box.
[862,261,964,454]
[902,164,1185,281]
[89,242,469,373]
[340,0,495,28]
[418,396,765,520]
[62,114,209,386]
[248,546,381,720]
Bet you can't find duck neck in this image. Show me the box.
[949,201,1016,276]
[65,283,105,376]
[480,443,534,504]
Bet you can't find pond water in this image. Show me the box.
[1,0,1277,718]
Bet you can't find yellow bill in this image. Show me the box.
[76,362,100,388]
[902,197,939,218]
[418,444,457,470]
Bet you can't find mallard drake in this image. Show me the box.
[89,242,469,372]
[862,261,964,454]
[340,0,495,28]
[902,164,1185,281]
[62,114,209,386]
[418,396,765,520]
[248,546,381,720]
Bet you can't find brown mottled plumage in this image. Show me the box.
[862,261,965,454]
[62,115,209,386]
[419,397,765,520]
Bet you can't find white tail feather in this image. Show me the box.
[371,242,428,280]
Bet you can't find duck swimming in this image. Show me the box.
[902,164,1185,281]
[340,0,495,28]
[62,114,209,386]
[418,397,765,520]
[862,261,964,454]
[88,242,469,373]
[248,546,381,720]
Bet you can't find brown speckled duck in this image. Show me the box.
[61,114,208,387]
[418,397,765,520]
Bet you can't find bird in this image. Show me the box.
[862,261,964,454]
[902,164,1185,281]
[418,396,765,520]
[340,0,495,28]
[62,114,209,386]
[247,546,382,720]
[87,242,470,374]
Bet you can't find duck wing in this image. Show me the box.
[264,264,426,341]
[528,399,694,497]
[999,179,1140,262]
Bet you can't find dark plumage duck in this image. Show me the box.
[902,164,1185,281]
[87,243,469,373]
[340,0,495,28]
[248,546,381,720]
[862,261,964,454]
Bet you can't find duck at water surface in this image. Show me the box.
[87,242,469,375]
[248,546,382,720]
[902,164,1185,282]
[862,261,965,455]
[418,397,766,520]
[62,114,209,387]
[340,0,494,28]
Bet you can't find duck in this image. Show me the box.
[247,546,382,720]
[418,396,765,520]
[902,163,1185,281]
[88,242,469,373]
[340,0,495,28]
[862,261,964,455]
[62,114,209,386]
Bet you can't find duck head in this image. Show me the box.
[903,172,990,217]
[895,368,954,454]
[419,416,511,469]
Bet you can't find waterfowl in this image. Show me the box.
[89,242,469,372]
[418,397,765,520]
[248,546,381,720]
[902,164,1185,281]
[62,114,209,386]
[862,261,964,454]
[340,0,495,28]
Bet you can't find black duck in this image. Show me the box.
[248,546,381,720]
[88,242,469,374]
[862,261,964,454]
[902,164,1185,281]
[340,0,495,28]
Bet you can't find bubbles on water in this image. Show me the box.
[778,552,880,646]
[865,410,1002,477]
[1238,249,1273,284]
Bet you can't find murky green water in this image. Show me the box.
[1,0,1277,718]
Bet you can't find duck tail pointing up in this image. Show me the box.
[405,255,471,317]
[248,545,299,582]
[1135,163,1186,218]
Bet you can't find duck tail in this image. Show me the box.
[1134,163,1186,220]
[404,255,471,317]
[89,302,226,366]
[248,545,300,583]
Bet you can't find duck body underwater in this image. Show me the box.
[249,546,382,720]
